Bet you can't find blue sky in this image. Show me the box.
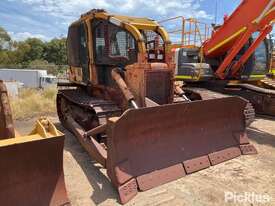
[0,0,241,41]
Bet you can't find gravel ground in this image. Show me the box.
[15,116,275,206]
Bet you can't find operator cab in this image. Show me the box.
[142,30,165,62]
[67,10,168,86]
[239,36,271,80]
[173,37,271,82]
[174,47,214,82]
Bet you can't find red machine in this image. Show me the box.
[169,0,275,115]
[203,0,274,79]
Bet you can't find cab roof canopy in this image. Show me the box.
[75,8,160,29]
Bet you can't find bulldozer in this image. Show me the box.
[0,80,69,206]
[165,0,275,115]
[57,9,257,204]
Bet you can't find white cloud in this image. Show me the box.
[8,31,49,41]
[13,0,213,22]
[6,0,213,41]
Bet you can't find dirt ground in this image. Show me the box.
[15,116,275,206]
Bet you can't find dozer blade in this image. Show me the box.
[106,96,257,204]
[0,80,69,205]
[0,118,70,206]
[0,80,15,139]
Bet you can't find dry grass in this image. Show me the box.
[10,86,57,120]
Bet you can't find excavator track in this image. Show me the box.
[260,78,275,89]
[223,83,275,116]
[183,87,255,126]
[191,81,275,117]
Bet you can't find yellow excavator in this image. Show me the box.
[57,9,257,204]
[0,80,69,206]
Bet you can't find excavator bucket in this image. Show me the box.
[106,96,257,203]
[0,81,69,206]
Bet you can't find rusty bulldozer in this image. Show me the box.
[0,80,69,206]
[57,9,257,204]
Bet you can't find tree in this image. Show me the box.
[44,38,67,65]
[13,41,31,65]
[0,27,11,51]
[0,51,9,65]
[23,38,45,62]
[0,25,68,75]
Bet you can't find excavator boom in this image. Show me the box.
[203,0,275,79]
[203,0,274,57]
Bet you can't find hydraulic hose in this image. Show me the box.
[111,68,139,109]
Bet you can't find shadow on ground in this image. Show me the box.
[55,122,118,205]
[255,115,275,121]
[247,126,275,148]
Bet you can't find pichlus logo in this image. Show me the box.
[224,192,272,204]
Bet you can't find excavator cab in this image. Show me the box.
[173,37,272,82]
[58,9,257,204]
[240,37,271,80]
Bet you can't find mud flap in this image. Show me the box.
[106,96,256,204]
[0,122,69,206]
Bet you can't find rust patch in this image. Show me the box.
[0,80,15,139]
[234,132,250,145]
[115,160,134,185]
[118,178,138,204]
[240,144,258,155]
[209,147,241,165]
[0,135,69,206]
[183,156,211,174]
[136,164,186,191]
[145,69,173,105]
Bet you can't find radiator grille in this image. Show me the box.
[145,70,172,105]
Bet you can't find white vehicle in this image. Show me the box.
[0,69,57,88]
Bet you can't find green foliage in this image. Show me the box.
[0,26,11,50]
[0,27,11,42]
[0,51,9,64]
[0,26,68,75]
[44,38,67,65]
[13,41,31,64]
[24,38,45,62]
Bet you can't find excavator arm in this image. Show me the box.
[202,0,275,79]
